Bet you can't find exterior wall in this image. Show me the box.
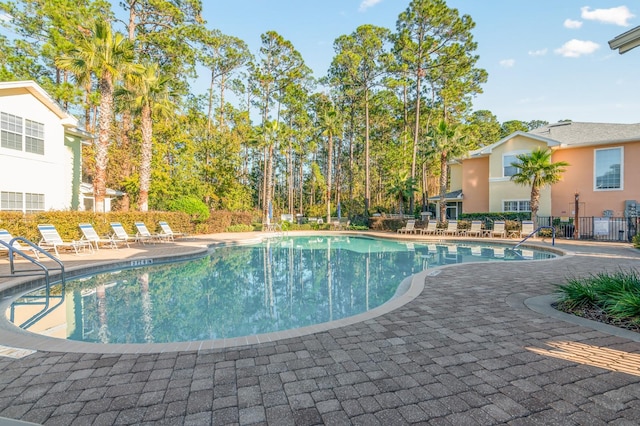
[0,85,81,212]
[449,163,462,191]
[461,156,489,213]
[551,141,640,217]
[64,134,83,210]
[487,135,552,216]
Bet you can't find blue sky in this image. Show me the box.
[201,1,639,124]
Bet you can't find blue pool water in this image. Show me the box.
[8,236,555,344]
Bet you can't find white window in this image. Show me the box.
[1,191,24,211]
[503,154,520,177]
[503,200,530,212]
[25,193,45,212]
[1,112,23,151]
[25,119,45,154]
[594,147,622,190]
[0,112,45,155]
[0,191,45,212]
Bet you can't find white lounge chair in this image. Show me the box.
[441,220,460,236]
[135,221,168,244]
[109,223,133,248]
[518,220,535,238]
[398,219,417,234]
[491,220,506,238]
[463,220,483,237]
[37,224,91,257]
[0,229,40,259]
[158,221,188,241]
[79,223,117,250]
[421,221,438,235]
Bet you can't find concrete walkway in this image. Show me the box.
[0,232,639,425]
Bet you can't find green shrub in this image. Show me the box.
[226,224,254,232]
[633,233,640,248]
[556,269,640,322]
[168,196,210,223]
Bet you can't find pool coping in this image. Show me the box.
[0,232,566,354]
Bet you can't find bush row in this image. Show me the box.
[0,210,254,243]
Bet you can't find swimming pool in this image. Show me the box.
[7,236,555,344]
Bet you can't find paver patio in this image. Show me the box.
[0,231,639,425]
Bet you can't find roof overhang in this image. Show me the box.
[80,183,125,197]
[0,80,79,127]
[609,25,640,54]
[467,131,560,158]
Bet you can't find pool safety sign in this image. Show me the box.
[593,217,610,236]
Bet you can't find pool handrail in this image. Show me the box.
[514,225,555,249]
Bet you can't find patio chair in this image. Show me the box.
[441,220,460,236]
[518,220,535,238]
[397,219,417,234]
[421,221,438,235]
[491,220,506,238]
[0,229,40,259]
[158,221,188,241]
[109,223,133,248]
[37,224,91,257]
[463,220,483,237]
[79,223,117,250]
[135,221,168,244]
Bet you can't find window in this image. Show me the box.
[0,191,24,211]
[25,193,45,212]
[594,147,622,190]
[25,119,45,154]
[503,200,530,212]
[503,154,519,177]
[1,112,23,151]
[0,192,45,212]
[0,112,45,155]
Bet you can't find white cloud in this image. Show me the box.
[580,6,635,26]
[554,39,600,57]
[499,59,515,68]
[564,19,582,29]
[528,48,548,56]
[359,0,383,12]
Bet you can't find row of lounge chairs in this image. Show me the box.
[1,221,187,258]
[397,219,535,238]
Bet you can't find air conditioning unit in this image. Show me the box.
[603,210,614,217]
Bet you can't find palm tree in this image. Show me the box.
[120,63,175,211]
[428,120,470,221]
[386,171,417,216]
[56,20,138,213]
[510,148,569,227]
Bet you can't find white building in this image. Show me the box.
[0,80,92,213]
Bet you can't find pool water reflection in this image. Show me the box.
[8,236,555,344]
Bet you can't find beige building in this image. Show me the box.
[446,122,640,223]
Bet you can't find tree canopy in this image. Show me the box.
[0,0,556,220]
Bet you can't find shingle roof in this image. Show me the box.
[527,121,640,147]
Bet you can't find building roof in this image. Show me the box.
[428,189,463,201]
[528,121,640,147]
[467,122,640,159]
[80,183,125,197]
[609,25,640,54]
[0,80,78,127]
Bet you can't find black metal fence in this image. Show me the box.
[537,216,640,242]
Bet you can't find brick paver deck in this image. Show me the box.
[0,231,639,425]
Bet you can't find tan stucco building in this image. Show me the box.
[447,122,640,221]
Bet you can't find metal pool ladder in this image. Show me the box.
[0,236,65,290]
